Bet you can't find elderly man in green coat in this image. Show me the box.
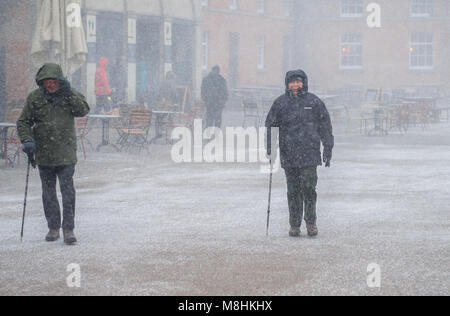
[17,63,90,245]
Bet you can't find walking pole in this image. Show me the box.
[21,157,34,242]
[266,158,273,237]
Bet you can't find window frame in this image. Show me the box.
[340,0,364,18]
[340,33,363,70]
[410,0,434,18]
[409,32,434,70]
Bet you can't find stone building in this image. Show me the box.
[200,0,294,95]
[0,0,203,109]
[292,0,450,97]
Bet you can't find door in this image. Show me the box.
[96,13,126,104]
[172,23,194,88]
[136,18,161,106]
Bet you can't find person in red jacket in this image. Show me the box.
[95,57,112,114]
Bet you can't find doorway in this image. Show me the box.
[136,17,161,106]
[96,12,126,104]
[172,22,194,88]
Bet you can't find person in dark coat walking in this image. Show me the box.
[17,63,90,245]
[201,66,229,128]
[265,69,334,237]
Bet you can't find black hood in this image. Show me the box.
[285,69,308,97]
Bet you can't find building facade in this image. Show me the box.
[200,0,294,93]
[0,0,34,113]
[0,0,203,110]
[83,0,203,106]
[293,0,450,96]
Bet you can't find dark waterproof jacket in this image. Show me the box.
[265,70,334,169]
[201,72,229,109]
[17,63,90,167]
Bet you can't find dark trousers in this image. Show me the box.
[38,165,76,230]
[95,95,111,114]
[284,167,318,227]
[206,106,224,128]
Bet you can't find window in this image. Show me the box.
[410,32,433,69]
[201,0,208,8]
[258,0,265,15]
[341,0,363,17]
[340,34,362,69]
[411,0,433,17]
[202,31,209,70]
[229,0,238,10]
[258,36,265,70]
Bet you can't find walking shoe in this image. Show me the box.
[289,227,301,237]
[45,229,60,242]
[63,229,77,245]
[307,224,318,237]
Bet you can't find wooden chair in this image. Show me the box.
[193,100,205,120]
[177,86,191,113]
[408,101,431,130]
[3,107,23,168]
[76,116,91,160]
[117,106,153,153]
[360,89,388,136]
[242,98,260,128]
[165,106,200,144]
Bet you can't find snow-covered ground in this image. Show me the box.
[0,115,449,296]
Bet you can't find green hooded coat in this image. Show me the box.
[17,63,90,166]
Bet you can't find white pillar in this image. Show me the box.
[194,22,203,99]
[86,13,97,106]
[127,63,136,104]
[163,19,173,76]
[127,16,137,104]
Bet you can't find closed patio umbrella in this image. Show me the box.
[31,0,87,76]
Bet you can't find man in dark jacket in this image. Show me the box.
[266,70,334,237]
[201,66,229,128]
[17,63,90,245]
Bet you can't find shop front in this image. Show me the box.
[84,0,201,106]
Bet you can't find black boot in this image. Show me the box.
[306,224,318,237]
[289,227,301,237]
[63,229,77,245]
[45,229,60,242]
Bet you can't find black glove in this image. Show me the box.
[57,78,73,98]
[323,147,332,168]
[22,140,36,166]
[22,139,36,155]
